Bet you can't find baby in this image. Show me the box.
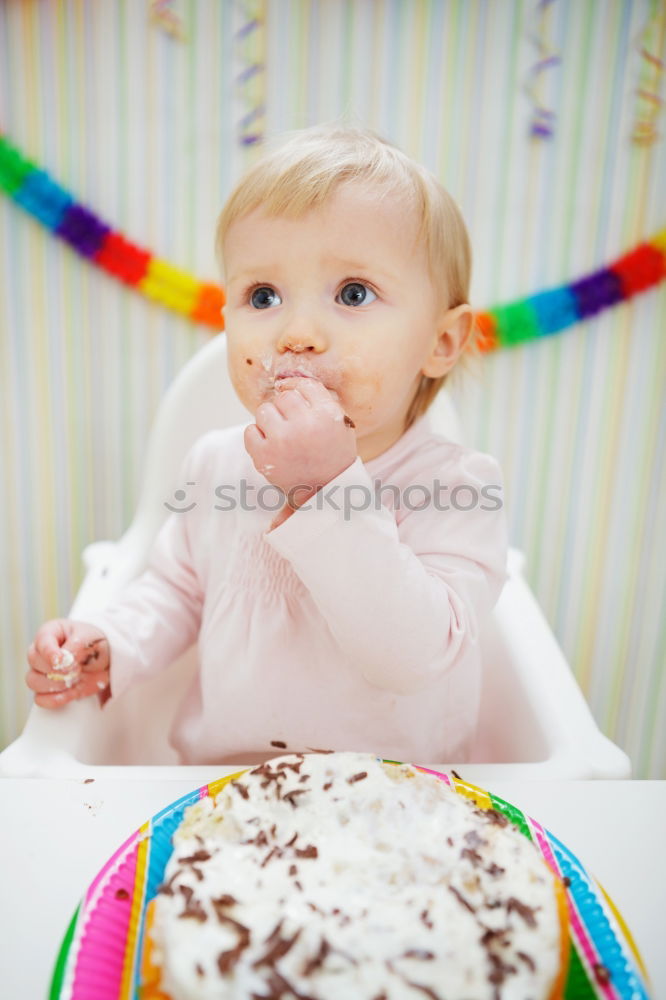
[26,125,508,764]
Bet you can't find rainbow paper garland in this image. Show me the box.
[0,132,224,328]
[474,232,666,353]
[1,131,665,346]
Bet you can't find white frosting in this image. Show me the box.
[148,753,563,999]
[47,649,79,686]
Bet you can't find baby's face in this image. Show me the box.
[222,182,448,461]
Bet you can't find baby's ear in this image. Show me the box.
[421,304,473,379]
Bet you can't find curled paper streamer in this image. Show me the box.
[524,0,561,139]
[631,2,665,146]
[149,0,186,42]
[234,1,267,147]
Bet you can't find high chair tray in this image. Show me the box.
[49,766,650,1000]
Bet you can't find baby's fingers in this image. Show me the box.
[288,377,342,414]
[26,663,81,696]
[31,619,70,673]
[28,666,109,709]
[27,642,81,695]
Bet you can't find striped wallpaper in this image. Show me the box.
[0,0,664,775]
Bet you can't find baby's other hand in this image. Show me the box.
[26,619,110,708]
[245,377,357,505]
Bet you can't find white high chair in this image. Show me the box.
[0,336,630,780]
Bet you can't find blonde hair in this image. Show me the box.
[216,124,481,427]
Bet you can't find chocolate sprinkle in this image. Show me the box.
[157,871,178,897]
[448,885,476,913]
[179,896,207,922]
[506,897,538,927]
[216,915,252,974]
[294,844,318,859]
[478,807,509,828]
[301,937,331,976]
[420,908,433,929]
[270,740,287,748]
[347,771,368,784]
[461,847,484,867]
[251,762,288,797]
[486,862,506,877]
[386,961,442,1000]
[114,888,129,900]
[79,637,105,666]
[252,968,318,1000]
[277,758,305,774]
[487,953,518,986]
[180,849,212,865]
[464,829,486,848]
[260,846,283,868]
[253,919,302,970]
[283,789,308,807]
[343,415,356,428]
[179,885,194,904]
[212,894,237,917]
[517,951,536,972]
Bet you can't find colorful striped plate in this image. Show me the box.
[49,766,651,1000]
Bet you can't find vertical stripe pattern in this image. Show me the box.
[0,0,664,775]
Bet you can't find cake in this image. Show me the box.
[141,752,569,999]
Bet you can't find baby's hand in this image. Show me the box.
[26,619,110,708]
[245,377,357,506]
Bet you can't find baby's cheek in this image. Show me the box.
[228,356,265,411]
[339,368,384,417]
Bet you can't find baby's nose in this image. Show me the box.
[276,314,327,353]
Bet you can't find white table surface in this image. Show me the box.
[1,775,663,999]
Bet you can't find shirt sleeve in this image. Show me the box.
[265,451,508,695]
[85,447,206,702]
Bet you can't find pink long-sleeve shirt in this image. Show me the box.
[89,415,508,764]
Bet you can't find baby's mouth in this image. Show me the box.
[272,369,340,400]
[272,370,330,393]
[274,371,319,383]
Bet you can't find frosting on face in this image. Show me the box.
[148,752,564,1000]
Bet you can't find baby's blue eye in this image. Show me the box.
[338,282,377,307]
[250,286,282,309]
